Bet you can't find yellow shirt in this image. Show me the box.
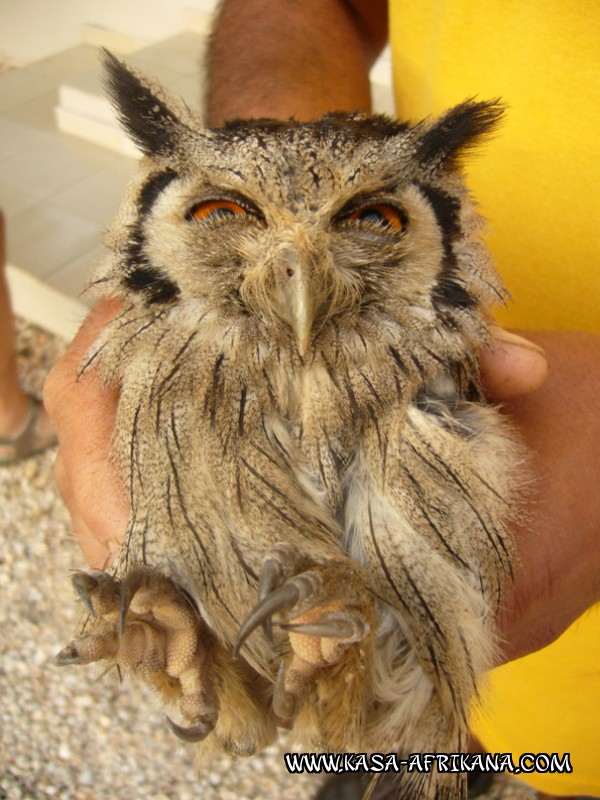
[389,1,600,794]
[389,0,600,332]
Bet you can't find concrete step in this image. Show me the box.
[0,43,138,338]
[55,30,210,157]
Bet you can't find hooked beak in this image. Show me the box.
[281,250,314,357]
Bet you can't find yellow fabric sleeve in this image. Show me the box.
[389,0,600,332]
[388,2,600,795]
[472,606,600,796]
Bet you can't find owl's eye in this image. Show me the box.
[189,199,250,221]
[345,203,406,232]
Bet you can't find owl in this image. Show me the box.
[57,51,523,800]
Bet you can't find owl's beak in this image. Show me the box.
[281,250,314,357]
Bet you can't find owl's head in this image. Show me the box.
[99,51,505,357]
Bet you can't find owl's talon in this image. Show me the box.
[55,643,84,666]
[256,545,314,648]
[233,582,300,656]
[272,662,297,721]
[280,621,349,637]
[164,713,215,743]
[71,569,120,619]
[117,565,154,635]
[60,567,230,748]
[71,571,100,617]
[258,555,286,645]
[238,546,374,725]
[262,618,274,649]
[258,555,280,592]
[280,616,359,640]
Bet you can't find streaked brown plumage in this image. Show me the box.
[57,51,524,800]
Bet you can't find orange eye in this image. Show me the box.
[190,199,249,221]
[346,203,406,232]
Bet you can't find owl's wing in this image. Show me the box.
[341,397,519,748]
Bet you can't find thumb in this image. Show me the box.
[480,326,548,402]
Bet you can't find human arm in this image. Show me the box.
[205,0,388,125]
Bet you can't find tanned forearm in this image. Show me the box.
[205,0,388,126]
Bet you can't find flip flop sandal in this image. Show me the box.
[0,396,58,465]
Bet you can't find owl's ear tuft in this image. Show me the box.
[102,49,189,159]
[415,99,505,170]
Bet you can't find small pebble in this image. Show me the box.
[57,744,71,762]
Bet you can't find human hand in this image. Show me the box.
[493,331,600,661]
[44,298,128,569]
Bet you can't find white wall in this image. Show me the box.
[0,0,217,66]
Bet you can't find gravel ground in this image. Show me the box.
[0,318,537,800]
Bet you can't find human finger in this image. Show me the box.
[479,325,548,401]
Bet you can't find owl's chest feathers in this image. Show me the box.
[114,307,483,565]
[117,304,474,485]
[208,335,406,467]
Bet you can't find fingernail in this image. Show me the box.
[489,325,547,358]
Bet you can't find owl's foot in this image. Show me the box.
[56,566,218,742]
[234,543,373,724]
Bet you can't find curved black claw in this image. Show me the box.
[71,571,100,617]
[280,610,370,641]
[280,620,356,639]
[55,643,84,666]
[233,582,300,657]
[118,566,152,635]
[272,661,297,722]
[164,714,214,743]
[258,556,283,647]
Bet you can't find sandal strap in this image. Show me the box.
[0,397,57,463]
